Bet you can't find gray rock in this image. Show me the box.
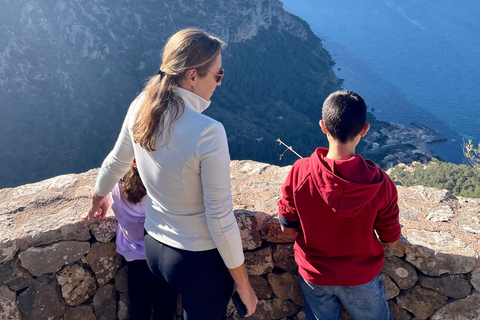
[399,207,418,221]
[396,285,447,320]
[64,305,96,320]
[404,229,476,276]
[382,256,418,290]
[388,300,412,320]
[426,205,454,222]
[236,160,271,175]
[86,242,123,285]
[382,274,400,300]
[458,218,480,234]
[18,240,90,276]
[0,258,34,291]
[235,210,263,250]
[93,284,117,320]
[24,208,91,247]
[469,267,480,291]
[430,290,480,320]
[0,285,21,320]
[268,272,303,306]
[244,245,274,276]
[249,275,273,299]
[114,266,128,293]
[273,243,297,273]
[408,186,453,203]
[17,274,65,320]
[0,240,18,264]
[419,274,472,299]
[117,292,129,320]
[398,192,425,212]
[56,263,97,306]
[90,216,118,243]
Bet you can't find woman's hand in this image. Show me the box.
[82,193,109,221]
[235,281,258,317]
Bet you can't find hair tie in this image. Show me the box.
[132,160,137,167]
[158,69,165,77]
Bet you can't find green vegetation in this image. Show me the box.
[390,161,480,198]
[463,139,480,169]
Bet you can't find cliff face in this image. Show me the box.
[0,0,341,188]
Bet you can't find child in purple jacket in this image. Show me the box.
[111,162,177,320]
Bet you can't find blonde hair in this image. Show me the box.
[132,29,225,151]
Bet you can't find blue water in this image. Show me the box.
[282,0,480,164]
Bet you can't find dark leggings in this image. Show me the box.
[144,233,234,320]
[127,259,177,320]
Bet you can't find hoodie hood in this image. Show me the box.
[310,148,384,217]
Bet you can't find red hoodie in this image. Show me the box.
[278,148,401,286]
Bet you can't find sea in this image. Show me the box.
[281,0,480,164]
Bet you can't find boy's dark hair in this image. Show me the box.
[322,90,367,143]
[120,164,146,204]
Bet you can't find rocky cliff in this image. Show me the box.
[1,161,479,319]
[0,0,342,188]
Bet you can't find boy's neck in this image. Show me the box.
[326,139,358,161]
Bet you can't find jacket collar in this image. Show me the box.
[175,87,211,113]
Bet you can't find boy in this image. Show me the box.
[278,90,400,320]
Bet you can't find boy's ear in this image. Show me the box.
[319,120,329,134]
[360,123,370,137]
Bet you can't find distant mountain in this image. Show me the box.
[0,0,344,188]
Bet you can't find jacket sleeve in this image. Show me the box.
[277,164,301,229]
[374,175,401,243]
[197,121,244,269]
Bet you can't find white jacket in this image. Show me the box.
[95,87,244,269]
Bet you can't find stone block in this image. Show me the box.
[244,246,274,276]
[0,258,34,291]
[268,272,303,306]
[235,210,263,250]
[426,205,454,222]
[117,291,129,320]
[273,243,297,273]
[249,275,273,299]
[382,274,400,300]
[419,273,472,299]
[17,275,65,320]
[64,305,96,320]
[388,300,412,320]
[261,217,296,243]
[0,240,18,264]
[56,263,97,306]
[382,256,418,290]
[0,285,21,320]
[430,290,480,320]
[18,240,90,277]
[114,266,128,293]
[469,267,480,291]
[90,216,118,243]
[93,284,117,320]
[396,285,447,320]
[404,229,476,276]
[86,242,123,285]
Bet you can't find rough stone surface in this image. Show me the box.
[261,217,296,243]
[114,266,128,293]
[407,186,454,203]
[17,274,65,320]
[0,240,18,264]
[294,310,306,320]
[244,246,274,276]
[273,243,297,273]
[388,300,412,320]
[56,263,97,306]
[419,273,472,299]
[64,305,96,320]
[382,274,401,300]
[426,205,454,222]
[399,207,418,221]
[396,285,448,320]
[233,298,298,320]
[0,258,34,291]
[382,256,418,290]
[93,284,117,320]
[470,267,480,291]
[235,209,263,250]
[117,292,129,320]
[0,285,21,320]
[404,229,476,276]
[86,242,123,285]
[90,216,118,242]
[18,240,90,276]
[458,218,480,234]
[268,272,303,306]
[430,290,480,320]
[249,275,273,299]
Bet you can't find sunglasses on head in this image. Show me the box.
[209,68,224,83]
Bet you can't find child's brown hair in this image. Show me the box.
[120,162,146,204]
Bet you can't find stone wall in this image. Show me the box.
[0,160,479,320]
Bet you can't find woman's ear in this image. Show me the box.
[184,69,197,86]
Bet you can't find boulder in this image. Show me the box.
[244,246,274,276]
[93,284,117,320]
[56,263,97,306]
[419,273,472,299]
[0,285,21,320]
[268,272,303,306]
[396,285,447,320]
[382,256,418,290]
[86,242,123,285]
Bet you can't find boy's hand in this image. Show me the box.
[280,225,301,235]
[383,240,398,248]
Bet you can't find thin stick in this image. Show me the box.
[276,138,303,159]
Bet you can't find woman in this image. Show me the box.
[84,29,257,319]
